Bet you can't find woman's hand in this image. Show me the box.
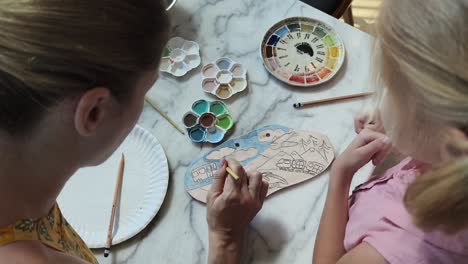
[332,129,392,182]
[354,111,385,134]
[206,158,268,264]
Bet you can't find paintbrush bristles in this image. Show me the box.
[104,154,125,258]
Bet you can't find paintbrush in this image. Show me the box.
[145,97,185,135]
[104,154,125,258]
[293,92,373,108]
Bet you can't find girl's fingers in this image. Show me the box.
[357,137,389,159]
[372,141,393,165]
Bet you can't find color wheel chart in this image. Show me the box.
[261,17,345,87]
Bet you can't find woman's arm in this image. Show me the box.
[313,129,392,264]
[206,158,269,264]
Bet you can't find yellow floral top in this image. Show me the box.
[0,203,98,264]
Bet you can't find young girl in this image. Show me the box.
[0,1,267,263]
[313,0,468,263]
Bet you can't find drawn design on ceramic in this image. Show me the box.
[160,37,201,77]
[201,57,248,99]
[184,125,335,203]
[182,100,234,144]
[261,17,345,87]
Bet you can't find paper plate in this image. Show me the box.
[57,125,169,248]
[261,17,345,87]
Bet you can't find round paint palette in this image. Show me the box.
[182,100,234,143]
[201,57,248,100]
[160,37,201,77]
[261,17,345,87]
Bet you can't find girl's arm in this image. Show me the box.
[313,129,392,264]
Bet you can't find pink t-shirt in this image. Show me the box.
[344,158,468,264]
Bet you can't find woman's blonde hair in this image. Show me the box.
[0,0,170,136]
[376,0,468,232]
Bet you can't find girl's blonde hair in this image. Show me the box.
[0,0,169,136]
[376,0,468,232]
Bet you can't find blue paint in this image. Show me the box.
[189,126,206,142]
[275,26,289,38]
[217,59,231,70]
[192,100,209,115]
[206,128,225,144]
[267,35,280,46]
[184,125,290,190]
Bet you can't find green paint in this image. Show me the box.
[312,27,327,38]
[323,35,335,47]
[163,47,172,57]
[210,102,227,116]
[216,115,233,130]
[192,100,209,115]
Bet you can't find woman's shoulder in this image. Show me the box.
[0,240,90,264]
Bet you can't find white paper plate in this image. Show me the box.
[57,125,169,248]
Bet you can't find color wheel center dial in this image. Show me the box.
[261,17,345,87]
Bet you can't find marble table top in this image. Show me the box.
[93,0,375,263]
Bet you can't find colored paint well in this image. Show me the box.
[306,74,320,84]
[323,35,335,47]
[317,68,332,79]
[266,46,274,58]
[192,100,209,115]
[183,112,198,128]
[230,78,247,93]
[289,74,306,84]
[216,114,234,130]
[312,26,327,38]
[216,84,232,99]
[328,47,339,57]
[267,35,280,46]
[189,126,206,142]
[202,79,218,93]
[206,128,225,143]
[287,23,300,32]
[301,23,314,34]
[210,101,227,116]
[202,64,219,78]
[275,26,289,37]
[230,64,246,77]
[163,47,171,57]
[267,57,279,71]
[200,112,216,128]
[216,70,233,84]
[216,58,233,70]
[325,58,337,69]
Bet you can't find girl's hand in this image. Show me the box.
[206,158,268,249]
[332,129,392,182]
[354,111,385,134]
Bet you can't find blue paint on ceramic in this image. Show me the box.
[189,126,206,142]
[267,34,280,46]
[217,59,231,70]
[275,26,289,38]
[206,128,225,144]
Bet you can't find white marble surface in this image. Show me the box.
[93,0,376,263]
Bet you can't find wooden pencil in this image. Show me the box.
[293,92,373,108]
[104,154,125,258]
[145,97,185,135]
[226,167,240,181]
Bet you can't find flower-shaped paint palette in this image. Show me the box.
[201,58,247,100]
[182,100,234,144]
[161,37,201,77]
